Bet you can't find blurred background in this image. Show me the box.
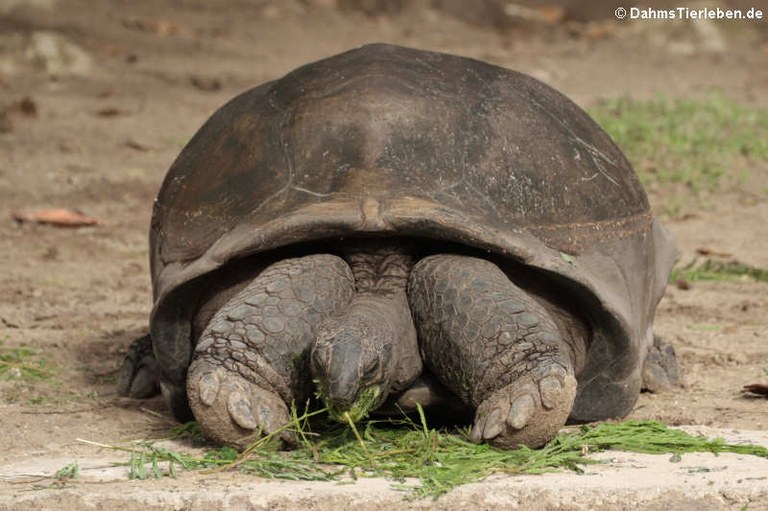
[0,0,766,480]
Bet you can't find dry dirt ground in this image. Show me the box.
[0,1,767,510]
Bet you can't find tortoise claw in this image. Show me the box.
[507,394,535,430]
[481,409,504,440]
[227,391,259,430]
[539,376,564,410]
[198,372,220,406]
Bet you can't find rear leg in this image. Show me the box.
[117,334,160,399]
[187,254,354,449]
[642,335,679,393]
[408,255,577,449]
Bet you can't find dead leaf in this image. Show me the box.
[1,316,20,328]
[42,246,60,261]
[305,0,338,8]
[80,38,130,58]
[0,97,39,131]
[742,383,768,397]
[123,17,182,36]
[0,111,11,133]
[674,278,692,291]
[19,97,38,116]
[96,107,125,117]
[695,247,732,258]
[11,208,101,227]
[190,75,222,92]
[125,139,152,152]
[537,5,566,25]
[504,3,566,24]
[58,141,81,153]
[583,24,613,40]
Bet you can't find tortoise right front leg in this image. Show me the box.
[408,255,578,449]
[187,254,354,449]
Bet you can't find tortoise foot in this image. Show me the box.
[641,335,679,393]
[117,334,160,399]
[470,363,576,449]
[187,360,292,449]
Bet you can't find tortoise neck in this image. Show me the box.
[342,240,414,296]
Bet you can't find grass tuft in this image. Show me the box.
[55,461,79,480]
[169,420,207,445]
[0,340,54,381]
[671,258,768,283]
[589,93,768,216]
[79,410,768,499]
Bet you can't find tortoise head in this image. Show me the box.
[310,311,396,423]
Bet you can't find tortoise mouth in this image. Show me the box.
[314,379,384,423]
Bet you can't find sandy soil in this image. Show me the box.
[0,1,767,509]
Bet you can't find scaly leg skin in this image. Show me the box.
[408,255,577,449]
[187,254,354,449]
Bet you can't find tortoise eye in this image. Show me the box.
[363,359,379,380]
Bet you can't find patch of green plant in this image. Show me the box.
[671,258,768,283]
[79,406,768,499]
[55,461,79,480]
[0,340,54,381]
[28,395,56,405]
[691,324,721,332]
[169,420,207,445]
[589,93,768,215]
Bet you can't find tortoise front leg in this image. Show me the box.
[186,254,354,449]
[408,255,577,449]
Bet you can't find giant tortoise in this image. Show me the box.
[118,43,678,449]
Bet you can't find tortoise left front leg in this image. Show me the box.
[408,255,578,449]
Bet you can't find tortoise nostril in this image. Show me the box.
[326,374,360,406]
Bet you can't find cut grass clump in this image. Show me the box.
[79,407,768,499]
[0,340,54,381]
[671,258,768,283]
[589,93,768,216]
[55,461,80,480]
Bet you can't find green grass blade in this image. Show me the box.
[81,413,768,499]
